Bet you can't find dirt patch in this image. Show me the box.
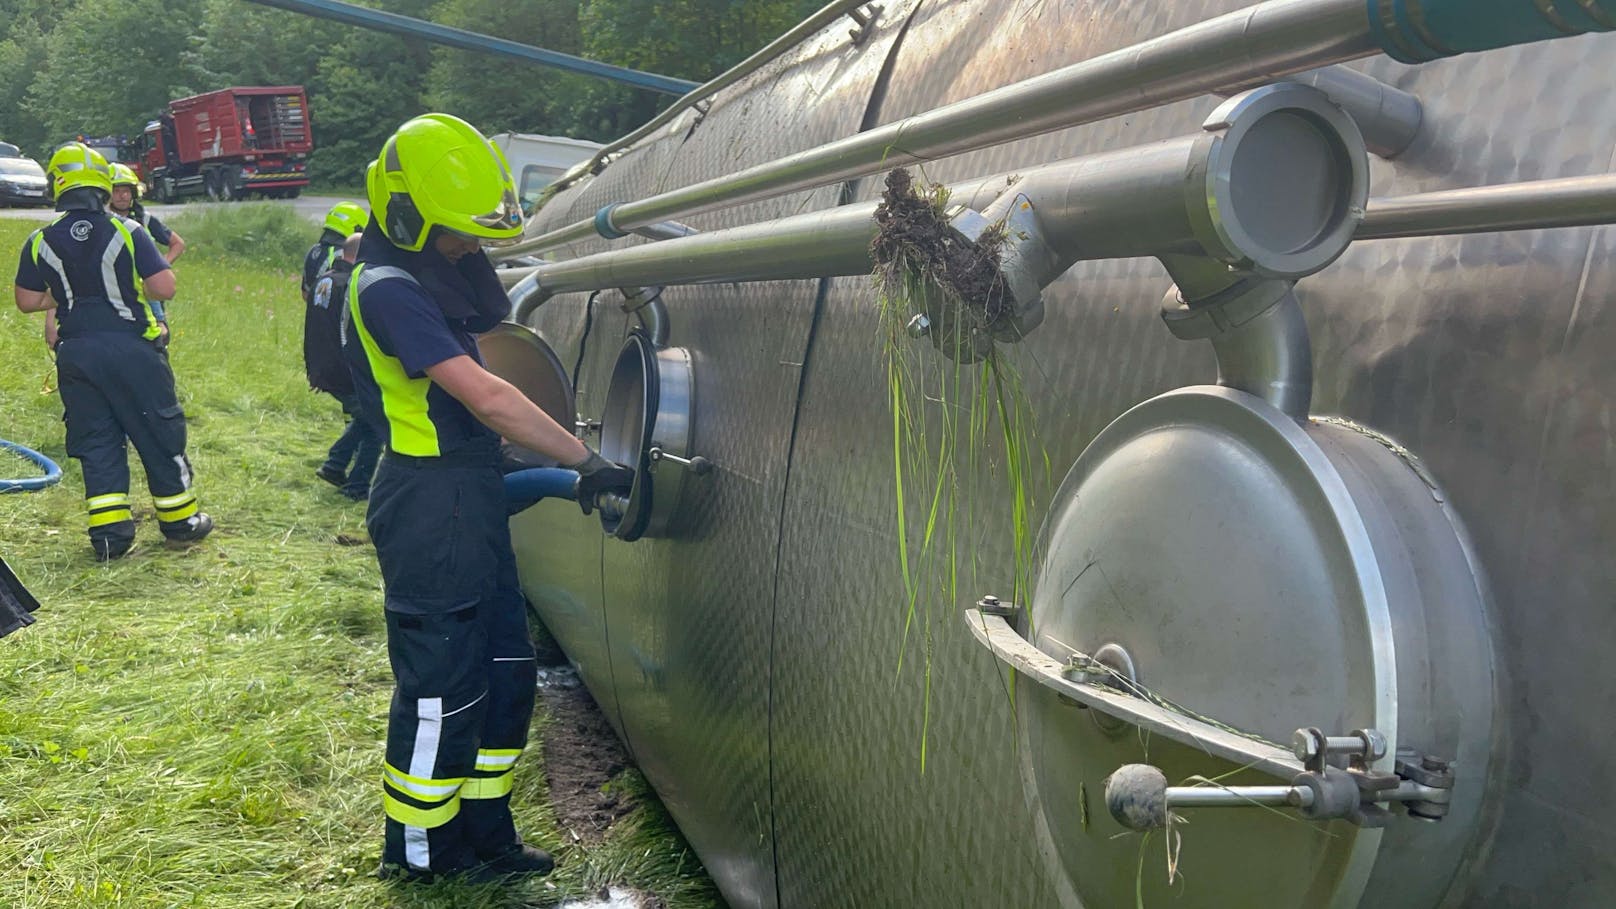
[536,667,634,843]
[870,167,1010,325]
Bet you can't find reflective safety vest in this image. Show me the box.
[345,264,440,457]
[29,212,164,341]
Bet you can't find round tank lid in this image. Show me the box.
[1017,386,1396,908]
[476,322,576,468]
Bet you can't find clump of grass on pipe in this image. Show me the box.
[870,167,1048,770]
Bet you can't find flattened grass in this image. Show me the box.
[0,212,718,908]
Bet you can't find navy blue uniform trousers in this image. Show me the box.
[367,445,537,873]
[56,332,194,549]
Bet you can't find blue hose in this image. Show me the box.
[1369,0,1616,64]
[504,467,579,515]
[0,439,62,493]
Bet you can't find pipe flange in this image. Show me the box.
[1159,277,1292,341]
[1187,83,1369,281]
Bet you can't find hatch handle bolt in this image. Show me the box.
[1292,726,1387,773]
[975,594,1019,618]
[648,446,713,476]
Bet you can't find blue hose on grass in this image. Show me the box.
[0,439,62,493]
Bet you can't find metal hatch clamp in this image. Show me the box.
[1104,727,1455,831]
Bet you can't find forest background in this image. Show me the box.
[0,0,823,188]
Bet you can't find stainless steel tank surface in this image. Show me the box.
[487,1,1616,906]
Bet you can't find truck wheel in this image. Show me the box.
[286,187,302,199]
[219,174,236,202]
[205,171,222,202]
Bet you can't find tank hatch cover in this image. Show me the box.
[972,386,1498,909]
[476,322,576,468]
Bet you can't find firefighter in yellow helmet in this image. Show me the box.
[13,143,213,560]
[45,162,189,351]
[344,114,631,882]
[304,200,365,302]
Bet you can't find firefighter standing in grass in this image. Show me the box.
[345,113,632,882]
[45,163,186,350]
[12,143,213,560]
[304,200,365,304]
[305,231,379,500]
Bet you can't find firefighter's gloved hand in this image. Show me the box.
[568,449,634,517]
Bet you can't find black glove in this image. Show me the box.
[568,449,635,516]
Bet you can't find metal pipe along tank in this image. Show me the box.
[491,2,1616,906]
[499,0,1612,257]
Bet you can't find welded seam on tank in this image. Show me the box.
[764,4,926,905]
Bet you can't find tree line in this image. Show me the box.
[0,0,822,187]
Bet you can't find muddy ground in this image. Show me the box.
[535,666,636,843]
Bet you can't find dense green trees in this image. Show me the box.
[0,0,823,186]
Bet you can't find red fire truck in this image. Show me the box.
[141,86,312,202]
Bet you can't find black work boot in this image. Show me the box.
[90,525,136,562]
[316,465,347,488]
[468,843,554,881]
[376,845,553,885]
[161,513,214,545]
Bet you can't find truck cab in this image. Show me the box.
[486,132,602,214]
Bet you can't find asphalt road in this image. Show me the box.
[0,194,348,224]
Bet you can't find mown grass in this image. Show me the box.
[0,209,719,908]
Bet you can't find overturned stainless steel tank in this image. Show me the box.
[487,1,1616,905]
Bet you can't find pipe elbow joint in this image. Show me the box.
[509,271,551,325]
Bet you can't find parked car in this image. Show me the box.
[0,156,49,206]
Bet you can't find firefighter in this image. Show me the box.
[305,231,379,500]
[45,163,186,350]
[13,143,213,560]
[347,113,631,882]
[110,164,185,264]
[303,200,366,305]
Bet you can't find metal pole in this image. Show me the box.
[506,86,1369,325]
[1357,174,1616,240]
[242,0,698,96]
[500,0,1377,257]
[1166,785,1312,808]
[547,0,879,190]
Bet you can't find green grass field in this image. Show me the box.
[0,206,718,908]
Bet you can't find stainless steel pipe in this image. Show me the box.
[1219,65,1423,158]
[1357,173,1616,240]
[543,0,880,194]
[507,85,1369,326]
[499,0,1377,258]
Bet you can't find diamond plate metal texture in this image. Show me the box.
[515,1,1616,905]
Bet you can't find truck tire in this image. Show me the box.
[205,170,222,202]
[219,171,237,202]
[286,187,302,199]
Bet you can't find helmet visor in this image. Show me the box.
[465,188,524,246]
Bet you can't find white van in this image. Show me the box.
[487,132,602,214]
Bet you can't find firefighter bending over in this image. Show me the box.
[345,113,632,883]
